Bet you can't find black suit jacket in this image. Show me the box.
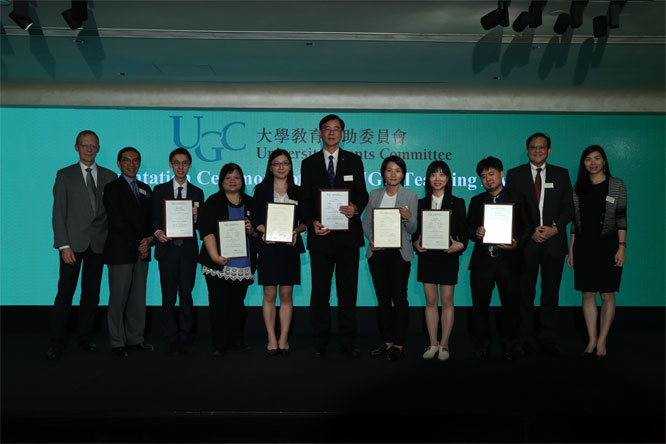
[152,180,205,261]
[300,149,369,251]
[102,177,153,265]
[505,163,573,256]
[413,194,469,257]
[466,188,530,270]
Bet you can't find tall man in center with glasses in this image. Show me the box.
[300,114,369,357]
[152,148,205,356]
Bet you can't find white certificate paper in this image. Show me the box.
[218,219,248,258]
[320,189,349,231]
[373,208,402,249]
[421,209,451,250]
[164,199,194,239]
[265,202,296,243]
[482,203,514,245]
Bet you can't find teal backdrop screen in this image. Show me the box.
[1,107,663,307]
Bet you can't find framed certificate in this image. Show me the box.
[372,208,402,249]
[482,203,514,245]
[320,189,350,231]
[164,199,194,239]
[218,219,248,258]
[421,209,451,250]
[265,202,296,243]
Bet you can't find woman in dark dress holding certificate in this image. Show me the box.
[567,146,627,359]
[252,149,306,355]
[198,163,259,357]
[362,156,418,361]
[413,160,467,361]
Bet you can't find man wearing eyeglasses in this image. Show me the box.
[102,147,155,357]
[505,133,574,357]
[49,130,117,360]
[300,114,369,358]
[152,148,204,356]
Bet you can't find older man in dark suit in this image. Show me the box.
[103,147,155,357]
[300,114,369,357]
[152,148,204,356]
[49,130,117,360]
[505,133,574,356]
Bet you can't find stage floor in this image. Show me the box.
[2,308,664,443]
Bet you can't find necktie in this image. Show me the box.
[131,180,139,199]
[175,186,184,246]
[327,155,335,188]
[535,167,542,203]
[85,167,97,213]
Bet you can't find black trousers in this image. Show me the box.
[368,250,411,346]
[158,246,197,344]
[49,247,103,349]
[470,257,520,350]
[204,275,248,352]
[309,246,360,350]
[520,242,565,345]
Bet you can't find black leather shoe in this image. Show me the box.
[521,341,538,355]
[475,349,489,361]
[503,350,514,361]
[279,347,290,356]
[78,342,97,352]
[311,347,326,358]
[47,347,62,361]
[370,343,391,357]
[541,343,564,357]
[127,342,156,351]
[386,346,403,361]
[340,346,360,358]
[167,343,181,357]
[211,348,226,357]
[112,347,128,358]
[266,348,279,356]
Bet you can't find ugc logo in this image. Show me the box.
[170,115,247,162]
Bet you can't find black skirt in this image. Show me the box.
[416,251,460,285]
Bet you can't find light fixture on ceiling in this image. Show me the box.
[61,1,88,30]
[512,1,547,32]
[592,0,626,38]
[8,0,33,30]
[553,0,588,35]
[481,1,511,31]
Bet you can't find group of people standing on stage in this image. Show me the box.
[47,114,627,363]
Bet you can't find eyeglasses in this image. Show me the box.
[322,127,342,133]
[120,158,140,164]
[78,144,99,150]
[171,161,190,167]
[528,145,548,152]
[271,161,291,167]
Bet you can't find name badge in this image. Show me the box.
[344,175,354,182]
[139,188,147,196]
[544,183,554,189]
[194,202,199,208]
[606,195,616,204]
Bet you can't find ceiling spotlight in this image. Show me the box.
[553,0,588,35]
[481,1,511,31]
[61,1,88,30]
[512,1,547,32]
[8,1,33,30]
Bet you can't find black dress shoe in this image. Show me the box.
[370,343,391,357]
[311,347,326,358]
[127,342,156,351]
[47,347,62,361]
[340,346,360,358]
[78,342,97,352]
[279,347,290,356]
[112,347,128,358]
[475,349,489,361]
[266,348,280,356]
[386,346,404,361]
[502,350,514,361]
[541,343,564,357]
[211,348,226,357]
[521,341,538,355]
[167,343,181,357]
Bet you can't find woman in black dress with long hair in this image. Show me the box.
[567,145,627,359]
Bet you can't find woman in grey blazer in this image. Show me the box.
[362,156,418,360]
[566,145,627,359]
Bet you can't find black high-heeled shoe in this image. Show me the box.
[581,349,596,358]
[266,348,279,356]
[279,347,290,356]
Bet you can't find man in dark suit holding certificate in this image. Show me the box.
[505,133,574,356]
[49,130,117,360]
[300,114,369,357]
[103,147,155,357]
[467,157,528,361]
[152,148,204,356]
